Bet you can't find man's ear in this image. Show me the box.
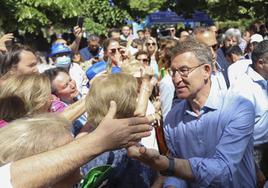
[203,64,211,79]
[256,59,265,69]
[258,58,265,65]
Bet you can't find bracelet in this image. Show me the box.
[160,156,175,176]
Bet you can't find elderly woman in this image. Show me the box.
[83,73,157,187]
[0,114,81,187]
[43,67,87,136]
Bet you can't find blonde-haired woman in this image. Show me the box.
[145,37,159,78]
[83,73,157,187]
[86,73,137,127]
[0,114,81,187]
[0,74,52,116]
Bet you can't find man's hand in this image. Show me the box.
[127,144,168,171]
[95,101,153,150]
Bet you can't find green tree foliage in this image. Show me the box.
[0,0,267,35]
[81,0,131,35]
[0,0,82,33]
[0,0,166,35]
[206,0,268,21]
[113,0,166,18]
[165,0,268,22]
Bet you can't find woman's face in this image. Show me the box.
[107,41,122,65]
[136,54,149,66]
[52,72,79,103]
[146,39,156,54]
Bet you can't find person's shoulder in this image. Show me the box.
[165,100,186,124]
[79,47,88,53]
[224,90,255,112]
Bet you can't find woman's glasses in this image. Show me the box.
[137,58,149,64]
[110,48,122,54]
[146,42,156,46]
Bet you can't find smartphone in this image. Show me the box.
[77,17,84,28]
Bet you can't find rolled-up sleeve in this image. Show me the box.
[188,99,255,187]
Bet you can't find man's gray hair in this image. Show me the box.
[224,28,241,43]
[171,39,212,66]
[87,34,99,41]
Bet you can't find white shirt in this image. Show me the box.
[0,163,12,188]
[228,59,252,85]
[211,70,227,93]
[229,65,268,145]
[140,101,159,150]
[159,74,175,121]
[69,63,88,95]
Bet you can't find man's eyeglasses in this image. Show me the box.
[169,63,205,77]
[146,42,156,46]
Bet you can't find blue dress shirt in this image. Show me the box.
[163,80,256,188]
[217,48,230,87]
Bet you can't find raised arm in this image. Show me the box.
[10,101,153,188]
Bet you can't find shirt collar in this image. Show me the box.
[184,80,223,116]
[203,80,223,110]
[247,65,267,89]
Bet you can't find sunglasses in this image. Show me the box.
[146,42,156,46]
[137,58,149,64]
[110,48,122,54]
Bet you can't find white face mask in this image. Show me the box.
[55,56,71,68]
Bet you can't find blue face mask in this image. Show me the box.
[55,56,71,68]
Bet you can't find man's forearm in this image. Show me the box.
[157,155,195,181]
[11,131,105,188]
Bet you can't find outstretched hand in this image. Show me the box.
[127,144,167,171]
[95,101,154,151]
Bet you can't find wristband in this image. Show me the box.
[160,156,175,176]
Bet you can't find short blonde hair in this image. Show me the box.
[0,114,72,166]
[0,74,51,115]
[85,73,138,127]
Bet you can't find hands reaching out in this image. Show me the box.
[0,33,14,52]
[95,101,154,150]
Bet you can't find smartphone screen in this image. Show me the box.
[77,17,84,28]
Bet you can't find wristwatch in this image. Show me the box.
[160,156,175,176]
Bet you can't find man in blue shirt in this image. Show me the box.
[128,39,256,187]
[79,34,101,61]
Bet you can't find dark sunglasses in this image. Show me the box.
[110,48,122,54]
[137,58,149,64]
[146,42,156,46]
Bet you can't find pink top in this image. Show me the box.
[0,120,8,128]
[50,100,67,113]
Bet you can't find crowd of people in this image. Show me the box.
[0,20,268,188]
